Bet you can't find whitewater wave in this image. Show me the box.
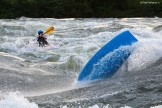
[1,18,162,107]
[0,92,38,108]
[128,39,162,71]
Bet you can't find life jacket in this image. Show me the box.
[37,36,45,42]
[37,36,48,47]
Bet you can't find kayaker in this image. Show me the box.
[37,30,49,47]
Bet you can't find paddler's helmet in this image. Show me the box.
[38,30,43,35]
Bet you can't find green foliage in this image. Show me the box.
[0,0,162,18]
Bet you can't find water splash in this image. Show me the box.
[0,92,38,108]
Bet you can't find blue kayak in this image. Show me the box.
[78,30,138,81]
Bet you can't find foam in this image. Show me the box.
[0,92,38,108]
[150,105,162,108]
[128,39,162,71]
[61,104,132,108]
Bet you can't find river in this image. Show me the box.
[0,17,162,108]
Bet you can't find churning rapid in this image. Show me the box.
[0,18,162,108]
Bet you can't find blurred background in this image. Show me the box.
[0,0,162,19]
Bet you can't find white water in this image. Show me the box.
[1,92,162,108]
[0,92,132,108]
[128,39,162,71]
[0,18,162,108]
[0,92,38,108]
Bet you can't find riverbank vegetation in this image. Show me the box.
[0,0,162,18]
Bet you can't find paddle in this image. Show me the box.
[33,26,54,37]
[43,26,54,35]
